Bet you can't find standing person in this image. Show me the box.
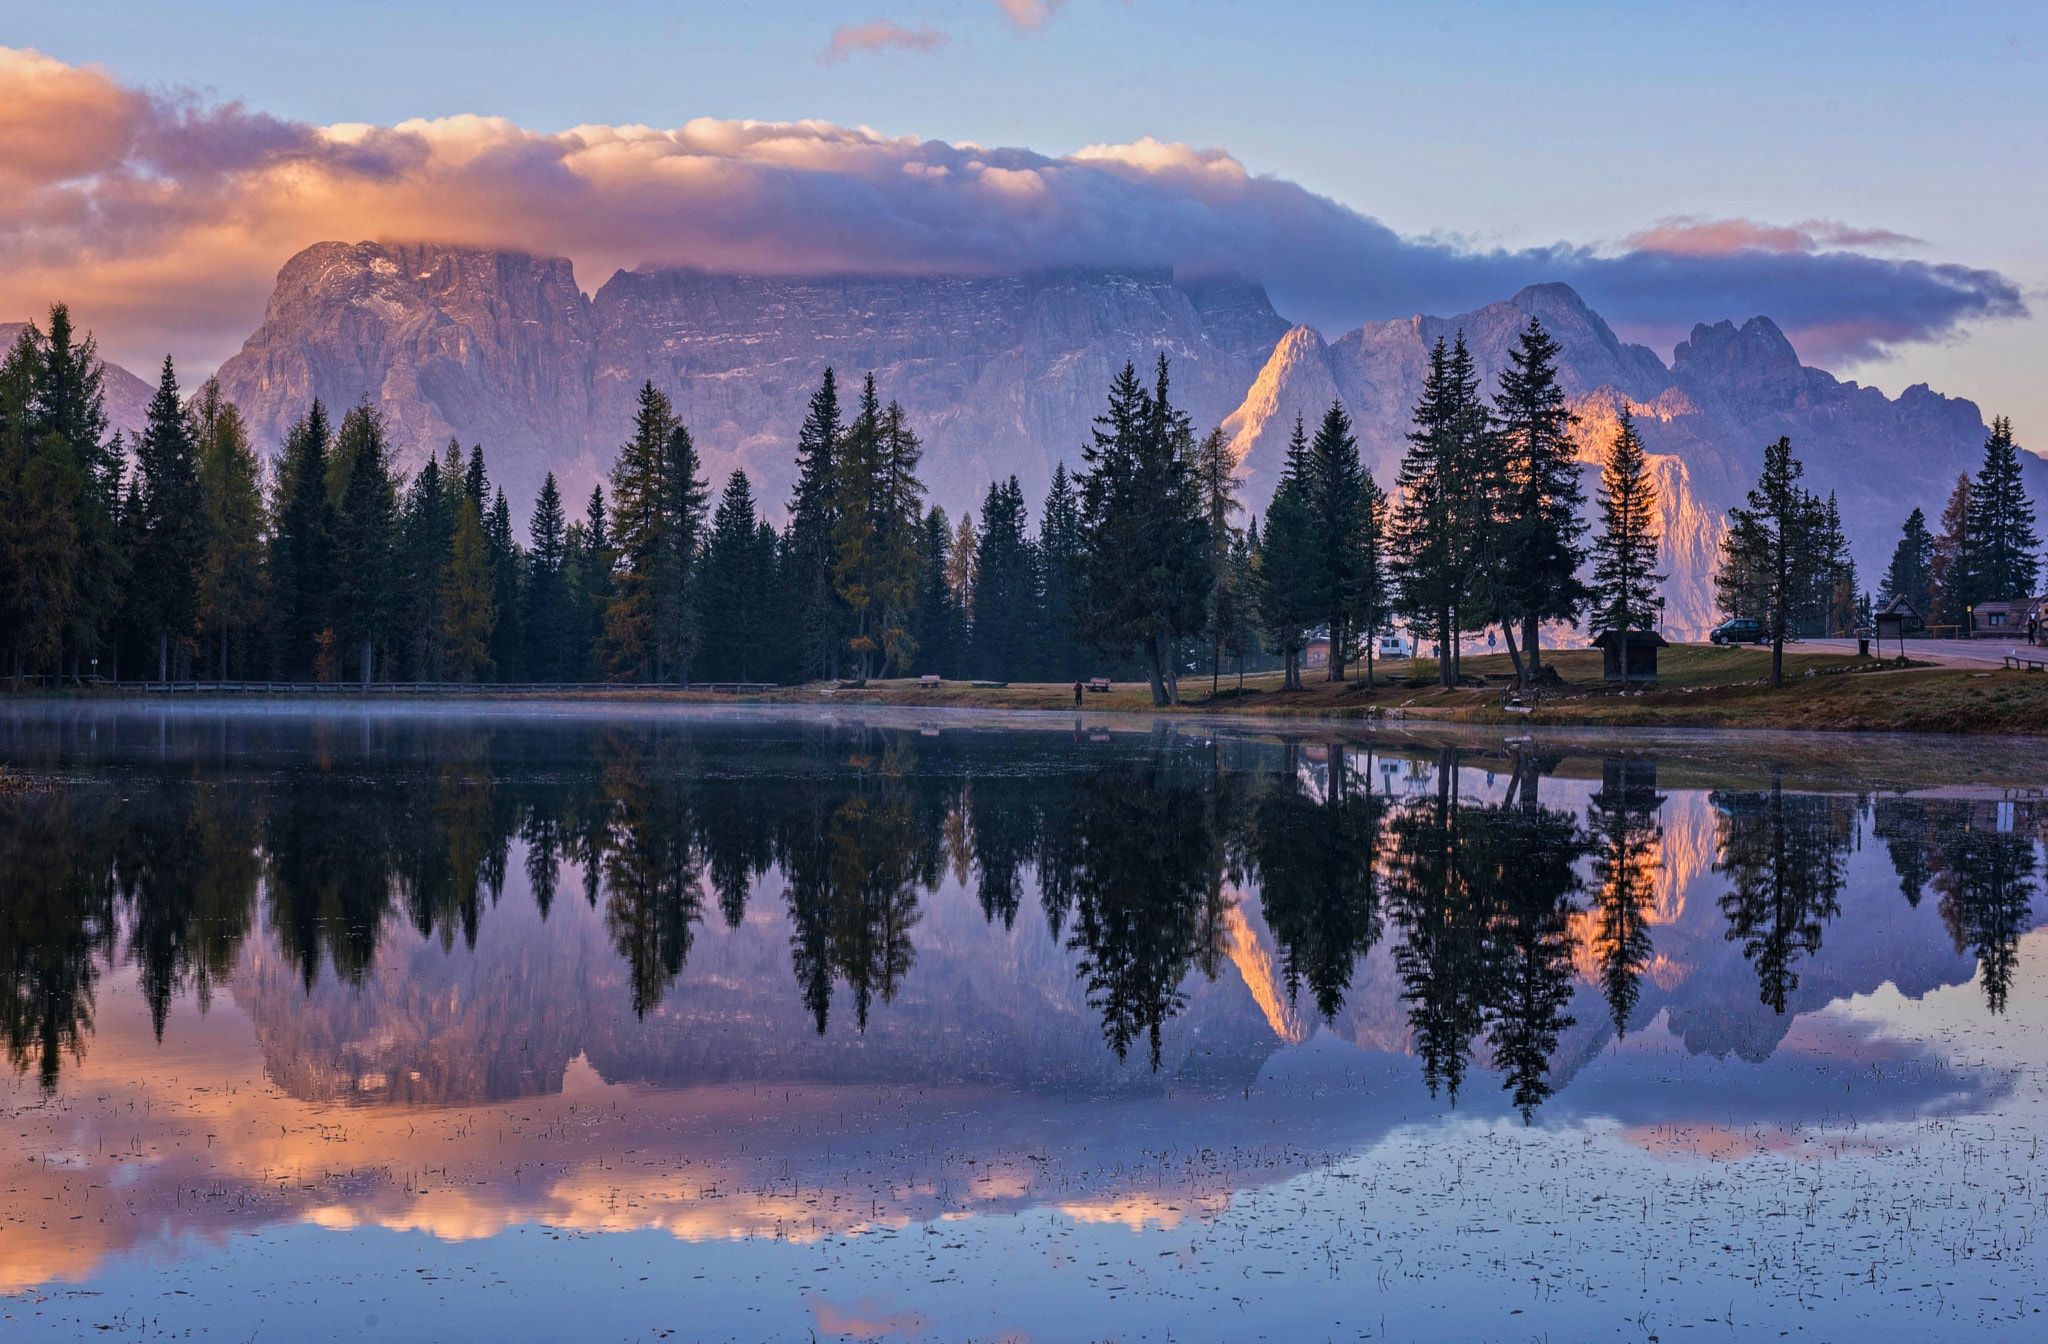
[1073,680,1083,708]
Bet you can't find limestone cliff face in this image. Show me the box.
[1217,283,2040,639]
[209,247,2039,641]
[217,243,1288,519]
[215,242,599,500]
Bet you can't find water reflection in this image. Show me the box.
[0,708,2041,1114]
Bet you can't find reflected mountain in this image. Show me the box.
[0,706,2041,1114]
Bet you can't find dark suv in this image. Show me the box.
[1709,618,1767,646]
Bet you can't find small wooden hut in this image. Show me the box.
[1873,595,1923,649]
[1592,629,1668,683]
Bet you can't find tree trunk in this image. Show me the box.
[1327,613,1345,682]
[1500,619,1526,686]
[158,630,168,684]
[1523,613,1542,678]
[1617,627,1630,686]
[362,635,374,687]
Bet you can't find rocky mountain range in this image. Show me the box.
[37,242,2046,640]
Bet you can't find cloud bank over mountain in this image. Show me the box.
[0,44,2024,371]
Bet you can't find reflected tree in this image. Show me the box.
[1711,774,1853,1013]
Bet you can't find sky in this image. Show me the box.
[4,0,2044,440]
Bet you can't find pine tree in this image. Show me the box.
[440,494,497,683]
[1879,507,1935,619]
[1355,468,1391,687]
[1931,474,1975,629]
[330,404,399,683]
[1037,464,1085,682]
[605,384,705,682]
[971,477,1035,679]
[830,378,926,678]
[1225,521,1261,692]
[1256,420,1321,691]
[1491,318,1586,682]
[486,487,525,680]
[1588,406,1664,681]
[1305,402,1367,681]
[786,369,845,680]
[1717,437,1825,686]
[31,305,123,676]
[1391,340,1465,688]
[1074,358,1211,705]
[1966,416,2041,602]
[269,402,336,678]
[1815,493,1858,638]
[947,511,978,666]
[573,486,612,679]
[697,470,773,682]
[523,473,571,680]
[910,506,959,677]
[1192,427,1244,692]
[192,380,265,678]
[398,451,455,678]
[0,326,86,682]
[131,357,205,681]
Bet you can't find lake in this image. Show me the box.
[1,704,2044,1341]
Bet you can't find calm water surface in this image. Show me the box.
[1,705,2044,1342]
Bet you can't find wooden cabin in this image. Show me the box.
[1592,629,1668,683]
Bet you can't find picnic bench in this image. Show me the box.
[1085,678,1112,693]
[2003,652,2046,673]
[919,674,941,688]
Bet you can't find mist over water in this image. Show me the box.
[2,705,2044,1340]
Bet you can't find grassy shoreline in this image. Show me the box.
[9,645,2046,736]
[767,644,2048,736]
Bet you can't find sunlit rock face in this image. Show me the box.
[1225,283,2041,638]
[210,247,2040,640]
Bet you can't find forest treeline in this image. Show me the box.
[5,722,2030,1107]
[1,306,2037,699]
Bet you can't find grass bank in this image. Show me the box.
[776,644,2048,735]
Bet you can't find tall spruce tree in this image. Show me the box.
[269,401,336,678]
[523,473,571,680]
[1193,427,1244,692]
[398,450,455,678]
[1391,339,1467,688]
[786,369,845,680]
[1074,358,1211,705]
[131,357,205,680]
[1879,507,1935,619]
[1037,464,1085,682]
[486,487,524,679]
[697,470,776,683]
[830,378,926,678]
[32,306,123,677]
[971,476,1035,679]
[440,493,496,682]
[330,404,399,683]
[1588,406,1664,681]
[1966,416,2041,602]
[1305,402,1367,681]
[192,380,265,678]
[1256,419,1321,691]
[1717,437,1824,686]
[605,383,706,682]
[1491,318,1586,682]
[1931,474,1975,629]
[910,506,960,678]
[0,327,87,682]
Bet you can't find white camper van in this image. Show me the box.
[1375,631,1415,660]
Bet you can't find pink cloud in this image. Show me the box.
[821,20,950,65]
[1624,215,1926,257]
[996,0,1067,31]
[0,47,2022,376]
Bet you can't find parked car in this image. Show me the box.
[1709,617,1767,646]
[1375,632,1415,659]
